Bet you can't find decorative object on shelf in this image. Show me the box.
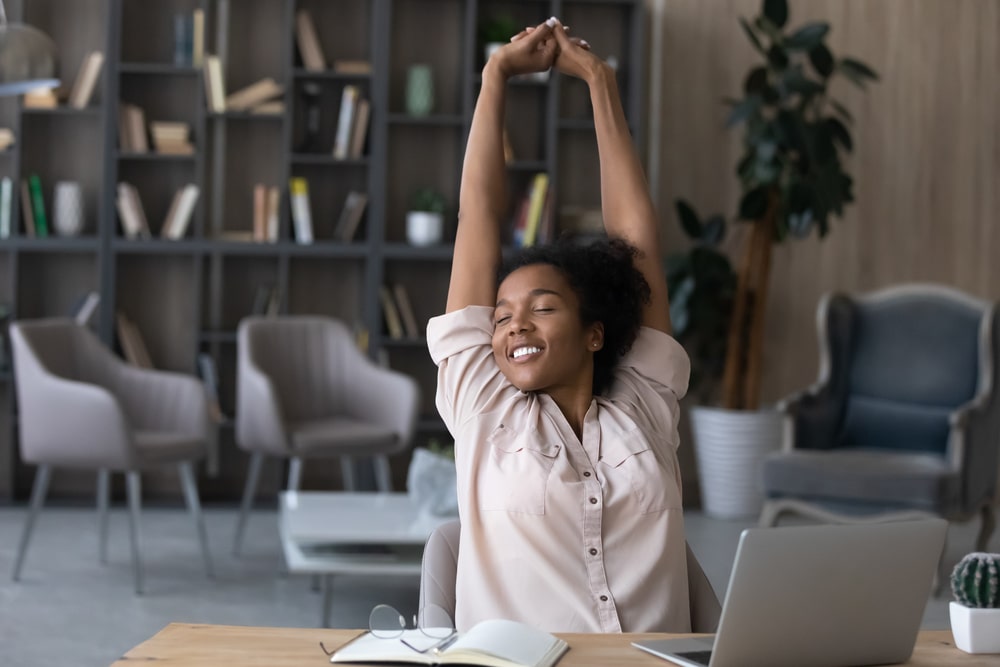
[950,552,1000,654]
[405,63,434,117]
[672,0,878,518]
[52,180,85,237]
[0,0,60,96]
[478,14,517,66]
[406,188,445,246]
[295,82,323,153]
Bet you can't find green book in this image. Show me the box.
[28,174,48,237]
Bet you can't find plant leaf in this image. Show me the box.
[840,57,879,81]
[744,66,769,95]
[739,17,766,55]
[674,199,703,240]
[669,276,695,336]
[782,67,825,96]
[763,0,789,28]
[767,44,789,69]
[831,99,854,123]
[739,186,770,220]
[785,22,829,50]
[726,95,761,127]
[702,215,726,245]
[809,43,834,78]
[826,117,852,152]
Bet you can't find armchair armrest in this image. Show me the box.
[345,360,420,454]
[777,381,842,451]
[235,347,289,456]
[109,362,210,440]
[948,390,1000,512]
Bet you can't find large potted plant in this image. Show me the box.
[671,0,878,518]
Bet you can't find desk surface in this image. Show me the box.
[110,624,999,666]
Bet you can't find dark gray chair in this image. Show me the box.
[233,316,420,555]
[760,284,1000,557]
[419,520,722,633]
[9,319,214,594]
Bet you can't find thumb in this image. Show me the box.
[522,16,557,47]
[549,20,574,50]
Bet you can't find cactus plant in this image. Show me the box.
[951,552,1000,609]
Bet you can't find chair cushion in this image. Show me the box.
[761,448,960,513]
[289,417,400,457]
[133,431,205,466]
[840,395,952,453]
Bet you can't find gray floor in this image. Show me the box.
[0,503,987,667]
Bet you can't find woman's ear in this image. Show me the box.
[589,323,604,351]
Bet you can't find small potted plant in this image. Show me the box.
[478,15,518,65]
[406,187,446,246]
[950,552,1000,654]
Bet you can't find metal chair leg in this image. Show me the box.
[287,456,303,491]
[340,456,356,490]
[97,468,110,564]
[233,452,264,556]
[125,471,144,595]
[178,461,214,579]
[374,455,392,492]
[12,464,52,582]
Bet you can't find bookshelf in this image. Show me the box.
[0,0,644,502]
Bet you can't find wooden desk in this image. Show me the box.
[111,624,999,666]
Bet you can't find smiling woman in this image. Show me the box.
[426,17,692,635]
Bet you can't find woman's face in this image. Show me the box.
[492,264,603,394]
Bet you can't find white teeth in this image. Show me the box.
[512,346,541,359]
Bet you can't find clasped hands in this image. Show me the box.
[489,16,601,83]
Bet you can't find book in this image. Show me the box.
[0,127,16,152]
[196,352,223,422]
[333,59,373,75]
[349,97,371,158]
[295,9,327,71]
[379,285,404,339]
[116,182,151,239]
[192,9,205,67]
[332,85,359,159]
[225,77,283,112]
[71,291,100,326]
[28,174,49,237]
[393,283,420,338]
[520,172,549,247]
[119,103,149,153]
[67,51,104,109]
[334,191,368,242]
[115,312,153,368]
[204,55,226,113]
[265,186,280,242]
[0,177,11,239]
[23,88,57,109]
[19,179,34,237]
[288,177,314,244]
[252,183,267,241]
[330,619,568,667]
[161,184,199,240]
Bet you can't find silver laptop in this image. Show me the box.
[633,518,947,667]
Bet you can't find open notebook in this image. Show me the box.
[330,618,568,667]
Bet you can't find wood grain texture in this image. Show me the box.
[655,0,1000,405]
[108,624,987,667]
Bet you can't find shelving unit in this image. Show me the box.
[0,0,643,503]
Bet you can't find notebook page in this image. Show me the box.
[446,619,561,666]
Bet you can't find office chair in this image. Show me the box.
[9,319,214,594]
[418,520,722,633]
[233,315,419,555]
[760,284,1000,558]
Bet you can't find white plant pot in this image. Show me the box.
[950,601,1000,653]
[689,406,784,519]
[406,211,443,246]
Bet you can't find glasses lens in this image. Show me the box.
[369,604,406,638]
[417,604,455,639]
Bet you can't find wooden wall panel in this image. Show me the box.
[654,0,1000,405]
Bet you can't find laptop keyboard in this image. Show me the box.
[675,650,713,666]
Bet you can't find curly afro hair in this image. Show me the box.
[497,236,650,395]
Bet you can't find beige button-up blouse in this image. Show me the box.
[427,306,692,634]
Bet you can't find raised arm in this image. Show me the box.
[551,25,671,334]
[447,19,559,313]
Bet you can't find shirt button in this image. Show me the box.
[599,595,609,602]
[583,471,591,477]
[589,548,598,556]
[589,497,598,504]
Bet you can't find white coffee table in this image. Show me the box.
[278,491,453,626]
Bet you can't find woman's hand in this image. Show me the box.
[547,21,606,83]
[487,18,559,80]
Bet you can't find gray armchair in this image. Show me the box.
[233,316,420,555]
[760,285,1000,555]
[419,521,722,633]
[9,319,213,594]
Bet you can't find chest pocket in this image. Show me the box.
[600,428,680,514]
[478,423,561,515]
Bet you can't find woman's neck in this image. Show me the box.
[546,386,595,441]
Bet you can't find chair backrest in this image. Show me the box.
[418,520,722,633]
[10,318,115,387]
[824,286,991,453]
[239,315,363,422]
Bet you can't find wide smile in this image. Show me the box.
[510,345,544,363]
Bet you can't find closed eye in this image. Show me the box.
[495,315,511,325]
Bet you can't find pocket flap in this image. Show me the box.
[487,423,561,458]
[600,427,651,467]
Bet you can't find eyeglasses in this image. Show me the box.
[319,604,457,658]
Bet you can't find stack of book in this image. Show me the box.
[226,78,284,114]
[19,174,50,238]
[150,122,194,155]
[379,283,421,340]
[252,184,281,243]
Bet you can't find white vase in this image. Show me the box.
[406,211,443,246]
[950,601,1000,653]
[689,406,784,519]
[52,181,85,237]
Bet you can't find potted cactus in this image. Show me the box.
[950,552,1000,654]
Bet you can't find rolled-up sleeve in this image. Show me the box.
[427,306,509,431]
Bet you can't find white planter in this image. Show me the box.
[689,406,783,519]
[406,211,444,246]
[950,601,1000,653]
